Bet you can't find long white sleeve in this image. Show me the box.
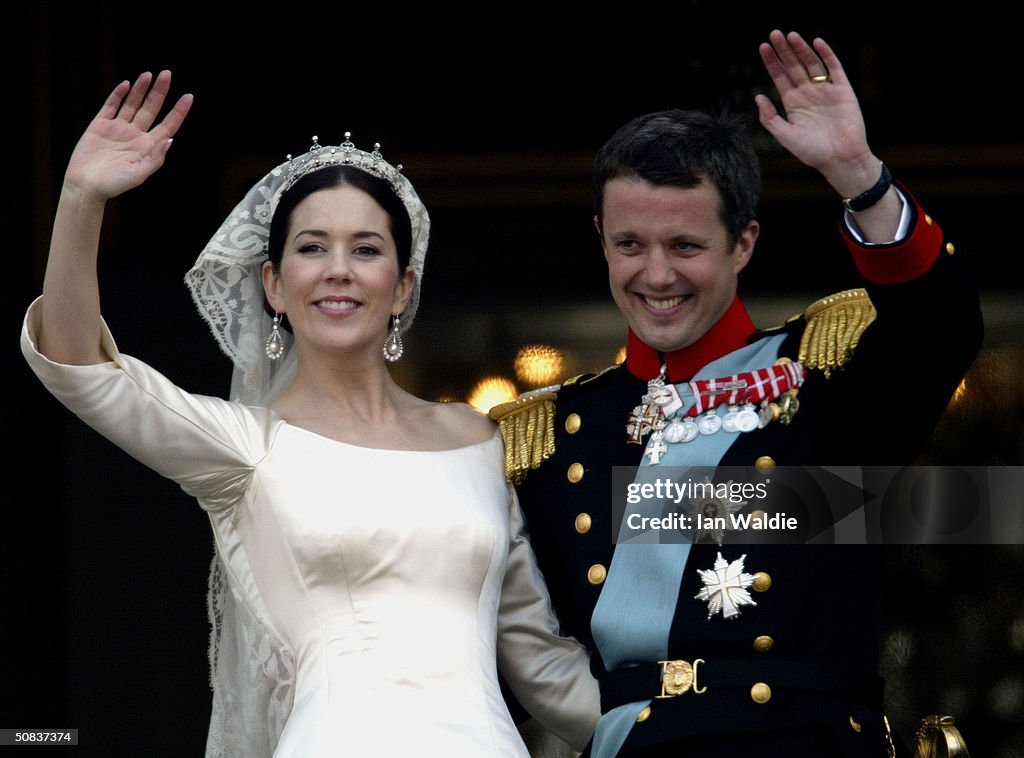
[497,484,601,753]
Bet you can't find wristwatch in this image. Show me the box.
[842,162,892,213]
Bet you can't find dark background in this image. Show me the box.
[3,2,1022,756]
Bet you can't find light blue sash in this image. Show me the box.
[588,334,785,758]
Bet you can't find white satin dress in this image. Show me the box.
[22,298,599,757]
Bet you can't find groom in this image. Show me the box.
[493,30,982,757]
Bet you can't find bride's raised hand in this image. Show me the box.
[64,70,193,203]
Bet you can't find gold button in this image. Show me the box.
[575,513,592,534]
[636,706,651,723]
[755,456,776,474]
[587,564,607,585]
[849,715,862,732]
[753,635,774,653]
[925,214,933,225]
[750,509,766,521]
[565,413,582,434]
[946,241,955,255]
[567,462,584,483]
[750,682,772,703]
[773,356,792,366]
[752,571,772,592]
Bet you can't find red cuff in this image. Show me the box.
[842,185,943,285]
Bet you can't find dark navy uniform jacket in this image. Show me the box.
[494,188,983,757]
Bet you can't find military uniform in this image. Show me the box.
[491,188,983,757]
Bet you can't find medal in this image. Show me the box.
[778,390,800,424]
[645,436,669,464]
[687,478,746,545]
[626,403,660,444]
[721,405,740,433]
[695,552,757,620]
[648,385,674,406]
[663,419,686,443]
[663,418,698,443]
[627,364,670,443]
[736,403,759,432]
[697,411,722,435]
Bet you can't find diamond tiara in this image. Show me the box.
[276,133,407,199]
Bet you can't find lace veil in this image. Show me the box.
[185,136,430,756]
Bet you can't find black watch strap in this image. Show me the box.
[842,162,892,213]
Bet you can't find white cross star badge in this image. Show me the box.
[694,552,757,620]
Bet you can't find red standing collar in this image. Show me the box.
[624,296,757,382]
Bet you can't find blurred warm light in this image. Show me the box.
[467,376,518,413]
[615,346,627,365]
[514,344,565,387]
[951,376,968,404]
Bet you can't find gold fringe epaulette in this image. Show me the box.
[488,387,559,484]
[913,715,971,757]
[798,288,877,377]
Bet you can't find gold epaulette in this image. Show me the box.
[488,387,559,484]
[798,288,877,378]
[912,715,971,757]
